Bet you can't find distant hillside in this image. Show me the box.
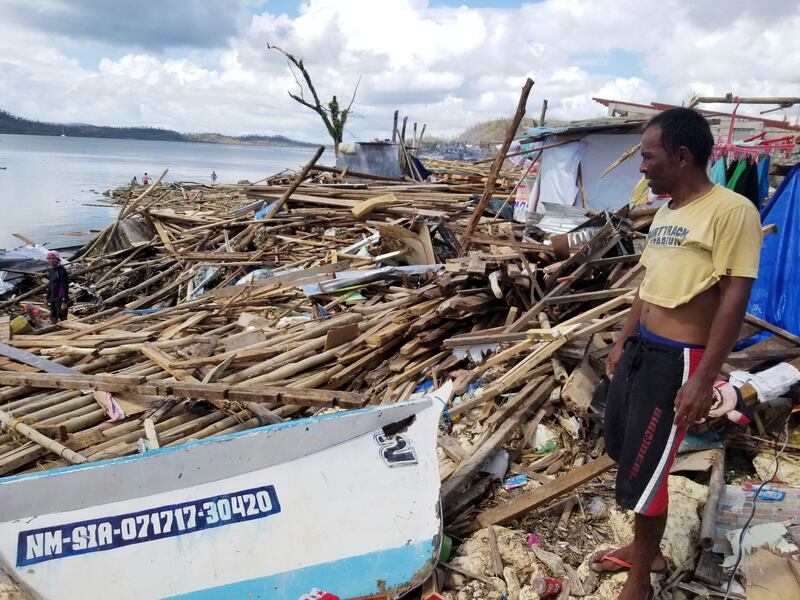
[455,116,570,144]
[0,110,318,147]
[455,117,537,144]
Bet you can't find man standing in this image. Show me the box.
[45,251,70,324]
[591,108,763,599]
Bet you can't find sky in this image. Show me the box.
[1,0,799,143]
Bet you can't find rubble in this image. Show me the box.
[0,97,799,600]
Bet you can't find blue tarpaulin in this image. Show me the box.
[748,164,800,336]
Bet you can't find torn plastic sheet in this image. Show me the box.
[300,264,444,296]
[92,390,126,421]
[253,200,290,220]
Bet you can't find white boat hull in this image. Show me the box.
[0,397,444,599]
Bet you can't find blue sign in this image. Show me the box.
[17,485,281,567]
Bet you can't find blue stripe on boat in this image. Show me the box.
[166,539,436,599]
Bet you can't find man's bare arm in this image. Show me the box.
[673,276,754,424]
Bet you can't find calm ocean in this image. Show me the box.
[0,134,331,251]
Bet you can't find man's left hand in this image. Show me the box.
[674,375,715,425]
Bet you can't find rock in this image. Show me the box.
[531,546,566,577]
[518,586,538,600]
[503,566,521,600]
[582,575,626,600]
[585,496,608,520]
[607,508,634,545]
[662,475,707,568]
[448,527,543,594]
[754,452,800,485]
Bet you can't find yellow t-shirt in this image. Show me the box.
[639,184,763,308]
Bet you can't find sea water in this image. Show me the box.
[0,134,330,251]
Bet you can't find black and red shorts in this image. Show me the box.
[604,325,704,516]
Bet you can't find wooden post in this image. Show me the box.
[392,110,399,142]
[419,123,427,147]
[459,77,534,255]
[577,163,588,209]
[699,449,725,549]
[264,145,325,220]
[539,98,548,126]
[413,122,418,149]
[401,116,408,145]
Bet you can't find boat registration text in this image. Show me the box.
[16,485,281,566]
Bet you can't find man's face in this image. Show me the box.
[640,125,681,195]
[47,257,59,267]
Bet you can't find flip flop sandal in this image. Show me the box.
[590,551,632,573]
[590,550,669,575]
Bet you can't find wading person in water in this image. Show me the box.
[590,108,762,599]
[45,251,70,324]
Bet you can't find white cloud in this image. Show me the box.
[0,0,798,142]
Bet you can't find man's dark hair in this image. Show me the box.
[645,107,714,167]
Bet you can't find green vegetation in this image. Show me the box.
[0,109,318,147]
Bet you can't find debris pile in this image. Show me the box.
[1,112,799,599]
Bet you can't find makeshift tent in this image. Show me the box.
[748,164,800,335]
[519,120,646,216]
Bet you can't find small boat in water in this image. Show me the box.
[0,397,444,599]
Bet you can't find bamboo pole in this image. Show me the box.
[460,77,534,255]
[0,407,87,464]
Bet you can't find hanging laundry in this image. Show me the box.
[757,155,771,205]
[726,159,760,208]
[710,157,727,186]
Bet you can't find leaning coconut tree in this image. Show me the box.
[268,44,360,157]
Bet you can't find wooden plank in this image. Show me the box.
[543,288,635,305]
[0,371,366,408]
[699,449,725,550]
[351,193,399,217]
[745,313,800,346]
[0,316,9,343]
[475,454,615,527]
[143,418,160,449]
[560,358,599,415]
[160,310,211,341]
[438,435,467,464]
[487,526,504,577]
[151,217,176,253]
[324,323,360,351]
[61,313,132,341]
